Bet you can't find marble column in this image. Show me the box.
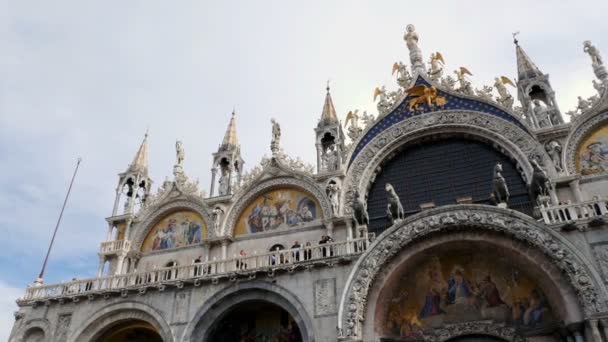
[210,167,217,197]
[316,143,323,173]
[570,179,584,203]
[589,319,602,342]
[112,189,121,216]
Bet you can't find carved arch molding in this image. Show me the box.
[341,110,554,213]
[337,205,606,340]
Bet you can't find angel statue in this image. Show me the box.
[270,118,281,156]
[175,140,185,166]
[493,76,516,109]
[584,40,604,66]
[404,24,424,71]
[374,86,391,116]
[392,61,411,88]
[345,110,362,141]
[454,67,474,95]
[428,52,445,81]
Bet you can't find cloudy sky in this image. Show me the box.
[1,0,607,339]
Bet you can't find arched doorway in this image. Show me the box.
[206,300,302,342]
[95,320,163,342]
[447,335,508,342]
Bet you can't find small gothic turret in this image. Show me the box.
[210,110,244,197]
[112,132,153,216]
[315,84,345,173]
[514,36,564,128]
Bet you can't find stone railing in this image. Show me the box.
[21,236,371,302]
[540,198,608,225]
[99,240,131,255]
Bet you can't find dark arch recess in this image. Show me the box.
[366,136,532,235]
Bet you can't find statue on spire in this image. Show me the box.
[404,24,425,72]
[270,118,281,156]
[584,40,607,82]
[175,140,185,167]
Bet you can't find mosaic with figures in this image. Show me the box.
[141,210,207,252]
[577,124,608,175]
[235,188,321,236]
[378,250,557,339]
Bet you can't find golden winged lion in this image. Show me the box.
[405,85,447,111]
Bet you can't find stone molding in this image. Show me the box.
[9,318,50,342]
[131,198,214,252]
[68,301,174,342]
[341,111,552,213]
[337,205,606,339]
[564,111,608,175]
[419,321,525,342]
[222,176,333,237]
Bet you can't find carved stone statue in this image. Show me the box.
[593,79,606,95]
[270,118,281,155]
[326,182,340,215]
[385,183,405,225]
[529,159,552,207]
[584,40,604,66]
[175,140,185,166]
[428,52,445,81]
[218,174,230,196]
[491,163,509,207]
[351,190,369,227]
[532,100,551,128]
[493,76,515,109]
[404,24,424,71]
[392,61,411,88]
[374,86,391,116]
[577,96,592,114]
[545,140,563,173]
[345,110,362,141]
[454,67,473,95]
[212,207,223,233]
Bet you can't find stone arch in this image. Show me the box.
[341,111,552,213]
[563,111,608,175]
[182,282,316,342]
[337,205,606,340]
[222,176,332,237]
[69,301,174,342]
[131,198,213,250]
[9,318,50,342]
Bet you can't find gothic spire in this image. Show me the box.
[514,37,543,80]
[221,110,239,149]
[318,83,338,127]
[127,131,149,175]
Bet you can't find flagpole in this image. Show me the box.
[34,157,82,285]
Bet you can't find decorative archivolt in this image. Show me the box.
[337,205,606,339]
[341,110,552,213]
[564,111,608,175]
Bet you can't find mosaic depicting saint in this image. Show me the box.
[580,136,608,175]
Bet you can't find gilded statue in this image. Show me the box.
[405,84,447,111]
[493,76,516,109]
[345,110,360,130]
[428,52,445,81]
[392,61,411,88]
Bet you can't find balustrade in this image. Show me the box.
[540,198,608,225]
[99,240,131,254]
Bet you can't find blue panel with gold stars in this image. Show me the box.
[349,77,530,166]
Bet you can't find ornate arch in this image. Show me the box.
[337,205,606,340]
[564,111,608,175]
[68,301,174,342]
[181,282,316,342]
[341,111,551,211]
[9,318,50,342]
[222,176,332,237]
[131,197,213,251]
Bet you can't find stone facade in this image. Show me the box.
[9,26,608,342]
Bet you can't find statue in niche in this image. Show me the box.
[323,145,339,171]
[584,40,604,66]
[212,207,223,234]
[218,174,230,196]
[491,162,510,207]
[529,159,552,207]
[545,141,563,173]
[532,100,551,128]
[386,183,405,225]
[270,118,281,155]
[175,140,185,166]
[326,182,340,215]
[351,190,369,227]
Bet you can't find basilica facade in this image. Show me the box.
[9,25,608,342]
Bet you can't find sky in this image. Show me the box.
[1,0,607,339]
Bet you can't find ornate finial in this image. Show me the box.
[512,31,520,45]
[232,106,236,116]
[326,79,331,93]
[144,126,149,138]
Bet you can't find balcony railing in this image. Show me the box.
[99,240,131,255]
[21,236,371,302]
[539,198,608,225]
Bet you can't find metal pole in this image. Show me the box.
[35,157,82,285]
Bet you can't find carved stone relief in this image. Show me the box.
[172,290,191,324]
[314,278,337,317]
[55,314,72,341]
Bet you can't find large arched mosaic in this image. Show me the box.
[234,187,322,236]
[575,122,608,175]
[141,210,208,252]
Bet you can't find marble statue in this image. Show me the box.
[577,96,592,114]
[270,118,281,155]
[176,140,185,166]
[404,24,424,71]
[440,75,456,90]
[532,100,551,128]
[326,182,340,215]
[392,61,411,88]
[351,190,369,227]
[212,207,223,233]
[374,86,391,115]
[493,76,516,109]
[454,67,474,95]
[218,175,230,196]
[385,183,405,225]
[545,140,563,173]
[345,110,362,141]
[428,52,445,81]
[492,163,509,206]
[584,40,604,66]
